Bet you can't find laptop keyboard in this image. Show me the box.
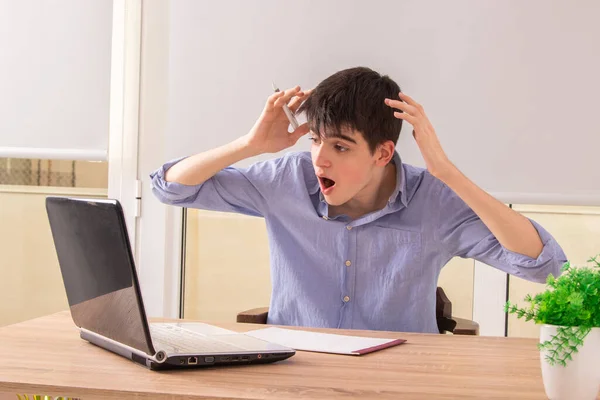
[150,324,246,354]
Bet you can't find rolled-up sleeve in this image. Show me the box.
[433,181,567,283]
[150,155,289,217]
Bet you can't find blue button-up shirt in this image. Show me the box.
[150,151,567,333]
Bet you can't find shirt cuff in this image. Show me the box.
[149,156,201,204]
[502,218,566,280]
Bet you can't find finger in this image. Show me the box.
[398,92,423,111]
[385,98,419,115]
[393,111,417,125]
[288,95,304,113]
[289,89,313,112]
[266,91,286,111]
[274,86,301,107]
[290,122,310,143]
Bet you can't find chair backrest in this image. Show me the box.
[237,286,477,334]
[435,287,457,334]
[435,287,452,318]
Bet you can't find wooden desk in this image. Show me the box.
[0,311,562,400]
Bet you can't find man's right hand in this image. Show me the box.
[244,86,311,155]
[164,86,311,186]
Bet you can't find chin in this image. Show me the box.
[322,194,349,207]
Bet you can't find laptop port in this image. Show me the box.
[220,356,231,362]
[188,356,198,365]
[241,356,250,361]
[204,356,215,363]
[231,356,239,362]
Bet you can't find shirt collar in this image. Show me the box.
[389,151,408,208]
[308,151,408,208]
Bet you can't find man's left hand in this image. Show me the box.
[385,92,453,180]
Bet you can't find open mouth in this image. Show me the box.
[319,176,336,192]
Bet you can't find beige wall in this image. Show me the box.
[438,257,474,320]
[0,186,107,327]
[184,211,272,322]
[507,205,600,338]
[183,210,475,323]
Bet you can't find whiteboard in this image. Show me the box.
[163,0,600,206]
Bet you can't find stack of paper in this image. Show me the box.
[245,327,406,356]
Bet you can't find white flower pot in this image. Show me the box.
[540,325,600,400]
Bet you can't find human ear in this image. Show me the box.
[375,140,395,167]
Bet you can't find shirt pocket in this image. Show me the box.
[366,225,424,282]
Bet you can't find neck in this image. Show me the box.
[330,161,397,220]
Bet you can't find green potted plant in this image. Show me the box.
[505,255,600,400]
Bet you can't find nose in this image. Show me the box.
[312,143,332,169]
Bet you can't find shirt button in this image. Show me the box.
[346,226,352,230]
[345,260,352,267]
[343,296,350,303]
[322,215,329,220]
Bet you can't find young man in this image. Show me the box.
[151,67,567,334]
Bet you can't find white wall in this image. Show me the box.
[136,0,182,318]
[163,0,600,206]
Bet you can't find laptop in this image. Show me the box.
[45,196,295,370]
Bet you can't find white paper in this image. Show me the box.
[244,327,405,355]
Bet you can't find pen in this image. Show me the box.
[272,82,300,130]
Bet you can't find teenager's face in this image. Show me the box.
[310,128,381,206]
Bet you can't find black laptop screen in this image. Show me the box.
[46,197,154,355]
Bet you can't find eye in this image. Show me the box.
[308,136,320,144]
[335,144,349,152]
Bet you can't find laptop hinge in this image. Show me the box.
[81,327,166,364]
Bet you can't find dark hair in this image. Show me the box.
[297,66,402,154]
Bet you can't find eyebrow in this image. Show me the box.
[332,133,358,144]
[311,131,357,145]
